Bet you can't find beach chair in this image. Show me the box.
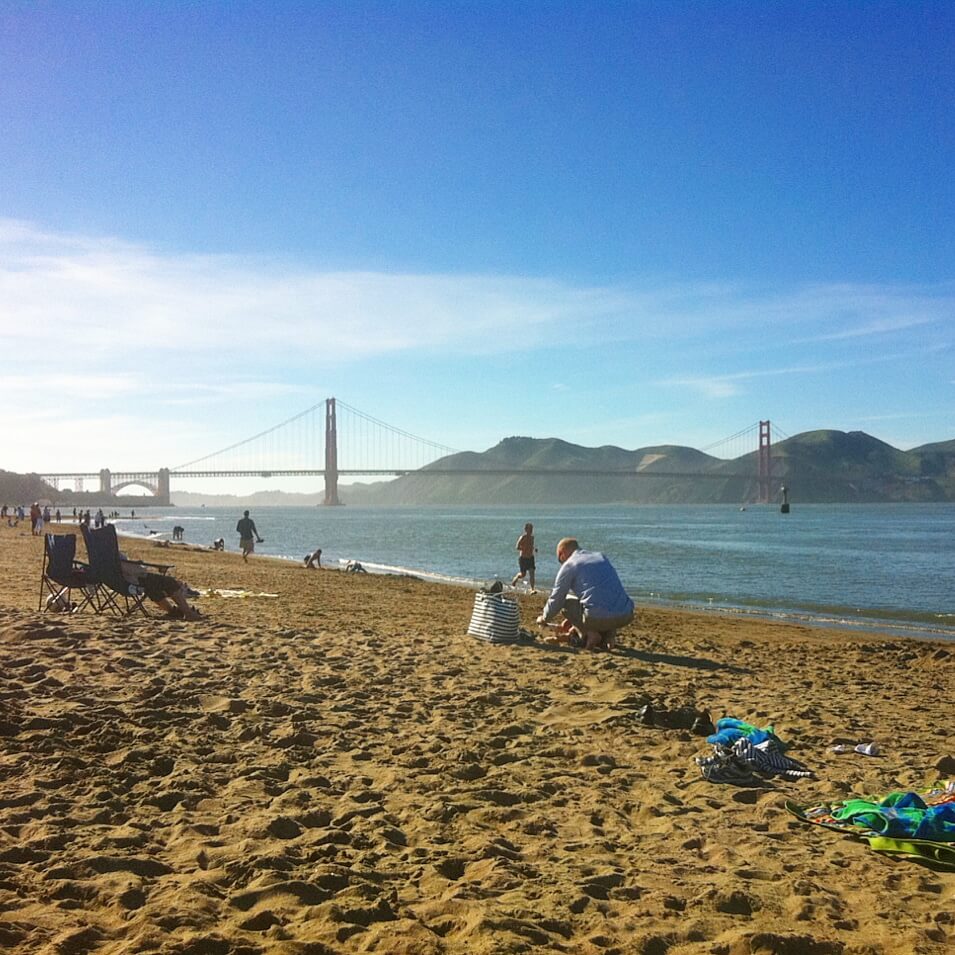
[38,533,95,613]
[80,524,173,617]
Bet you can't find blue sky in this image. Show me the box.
[2,1,953,489]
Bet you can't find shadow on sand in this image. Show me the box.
[516,637,748,674]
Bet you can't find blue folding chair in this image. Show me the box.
[38,534,95,613]
[81,524,172,616]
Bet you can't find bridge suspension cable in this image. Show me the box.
[335,400,459,473]
[171,397,459,475]
[699,420,793,459]
[173,399,326,471]
[336,401,459,456]
[700,422,764,459]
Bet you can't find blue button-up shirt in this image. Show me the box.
[542,549,634,622]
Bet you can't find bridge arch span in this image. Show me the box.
[111,479,158,496]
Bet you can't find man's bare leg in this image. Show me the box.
[154,589,201,621]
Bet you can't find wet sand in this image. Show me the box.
[1,522,953,954]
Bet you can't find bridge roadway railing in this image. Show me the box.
[170,468,756,479]
[42,467,760,480]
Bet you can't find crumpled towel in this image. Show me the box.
[832,792,955,841]
[696,717,812,783]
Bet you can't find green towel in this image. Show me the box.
[866,836,955,870]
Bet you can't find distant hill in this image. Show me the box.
[911,438,955,455]
[0,470,61,506]
[0,471,155,509]
[343,430,955,506]
[171,490,327,508]
[9,429,955,509]
[768,430,955,502]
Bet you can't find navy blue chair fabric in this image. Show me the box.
[39,534,94,612]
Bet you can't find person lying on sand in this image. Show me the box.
[119,554,202,620]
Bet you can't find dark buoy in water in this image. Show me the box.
[780,484,790,514]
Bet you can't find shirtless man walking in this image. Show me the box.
[511,522,537,592]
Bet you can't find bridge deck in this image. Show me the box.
[43,468,756,480]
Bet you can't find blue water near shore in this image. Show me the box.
[112,503,955,640]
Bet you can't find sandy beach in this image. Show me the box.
[1,522,953,955]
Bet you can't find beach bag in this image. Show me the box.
[467,591,520,644]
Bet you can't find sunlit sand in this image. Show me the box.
[2,524,952,954]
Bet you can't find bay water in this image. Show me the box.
[114,503,955,640]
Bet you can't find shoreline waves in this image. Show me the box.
[106,503,955,643]
[2,522,954,954]
[113,520,955,643]
[116,505,955,639]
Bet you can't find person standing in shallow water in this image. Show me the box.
[511,522,537,593]
[236,510,264,562]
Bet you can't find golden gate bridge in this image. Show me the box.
[39,398,784,506]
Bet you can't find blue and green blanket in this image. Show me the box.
[787,781,955,869]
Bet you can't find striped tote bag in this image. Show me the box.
[467,591,520,644]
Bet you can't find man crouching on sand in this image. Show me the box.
[536,538,634,650]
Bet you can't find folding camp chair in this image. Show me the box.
[81,524,173,617]
[38,533,95,613]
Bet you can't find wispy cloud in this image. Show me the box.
[0,218,636,363]
[792,315,936,343]
[658,339,949,399]
[659,359,863,398]
[0,373,141,399]
[3,220,954,469]
[5,220,953,371]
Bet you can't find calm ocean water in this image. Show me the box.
[114,503,955,640]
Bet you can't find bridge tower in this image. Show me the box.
[324,398,341,506]
[99,469,112,496]
[757,420,772,505]
[157,468,171,506]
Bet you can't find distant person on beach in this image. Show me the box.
[536,538,634,651]
[344,560,366,573]
[30,503,42,535]
[118,551,202,620]
[212,538,225,551]
[304,548,322,569]
[511,522,537,592]
[236,510,264,562]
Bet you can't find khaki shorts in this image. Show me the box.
[562,596,634,633]
[240,537,255,554]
